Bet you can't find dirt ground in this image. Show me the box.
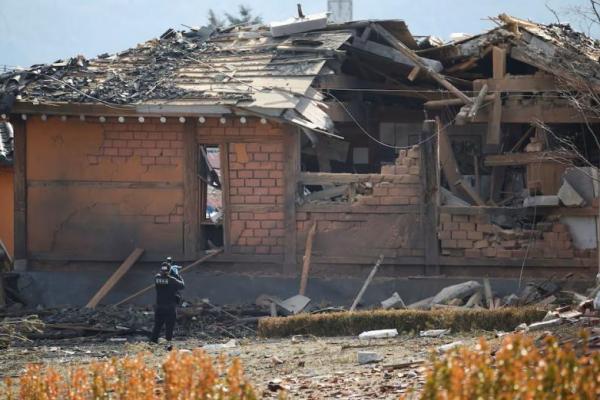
[0,330,500,399]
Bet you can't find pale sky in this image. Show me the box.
[0,0,596,69]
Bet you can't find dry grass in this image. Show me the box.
[0,350,257,399]
[404,333,600,399]
[258,308,546,337]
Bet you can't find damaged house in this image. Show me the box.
[1,12,600,305]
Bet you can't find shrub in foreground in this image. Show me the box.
[258,308,546,337]
[407,333,600,399]
[1,349,257,399]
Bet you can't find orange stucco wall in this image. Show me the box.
[0,166,14,258]
[26,117,184,260]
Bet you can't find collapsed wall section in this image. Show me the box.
[296,146,426,267]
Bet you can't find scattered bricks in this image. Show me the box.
[473,240,488,249]
[451,231,467,240]
[438,231,452,240]
[395,165,409,175]
[457,240,473,248]
[408,166,420,175]
[501,240,517,249]
[459,222,475,231]
[465,249,481,258]
[496,249,512,258]
[467,230,484,240]
[441,240,458,249]
[483,248,497,257]
[452,215,469,223]
[439,213,452,223]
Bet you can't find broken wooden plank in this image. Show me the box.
[467,83,489,120]
[509,126,535,153]
[114,249,223,306]
[483,278,494,310]
[85,248,144,309]
[473,75,558,93]
[407,66,420,81]
[437,119,462,197]
[424,95,494,109]
[349,255,384,312]
[455,179,485,206]
[370,23,472,104]
[484,151,577,167]
[299,221,317,296]
[486,92,502,147]
[304,185,348,202]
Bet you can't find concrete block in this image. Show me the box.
[558,180,586,207]
[270,12,328,37]
[431,281,482,305]
[523,195,560,207]
[357,351,383,365]
[381,292,406,309]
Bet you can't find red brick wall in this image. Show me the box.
[196,118,287,256]
[438,212,597,263]
[295,146,425,260]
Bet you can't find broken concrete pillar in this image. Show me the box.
[557,180,586,207]
[357,351,383,364]
[381,292,406,309]
[432,281,482,305]
[523,195,560,208]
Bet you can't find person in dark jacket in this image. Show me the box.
[150,262,184,349]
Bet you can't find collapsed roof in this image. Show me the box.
[0,122,13,166]
[1,13,599,135]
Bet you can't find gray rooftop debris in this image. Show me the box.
[0,122,13,166]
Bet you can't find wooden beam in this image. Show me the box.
[114,249,223,306]
[484,151,577,167]
[221,143,231,253]
[485,47,507,150]
[473,76,558,93]
[455,179,485,206]
[420,120,440,276]
[85,248,144,308]
[437,119,462,196]
[370,23,473,105]
[299,221,317,296]
[486,92,502,147]
[473,101,600,124]
[283,127,299,275]
[492,47,507,79]
[407,66,421,81]
[183,119,199,259]
[349,254,384,312]
[12,119,27,261]
[467,84,489,120]
[424,95,494,109]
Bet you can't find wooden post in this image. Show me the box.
[220,143,231,253]
[349,255,384,312]
[299,221,317,295]
[114,248,223,306]
[85,248,144,308]
[183,119,199,260]
[486,47,506,150]
[283,127,299,275]
[420,120,440,276]
[12,118,27,262]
